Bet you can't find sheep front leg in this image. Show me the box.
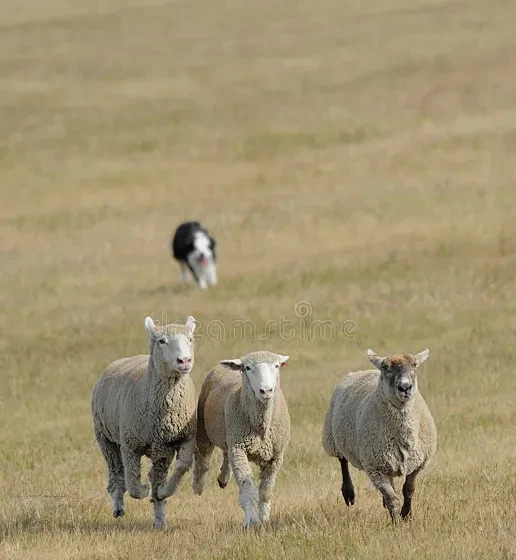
[149,455,174,530]
[258,456,283,523]
[229,446,259,528]
[157,439,195,500]
[121,448,149,499]
[369,472,401,523]
[401,468,421,519]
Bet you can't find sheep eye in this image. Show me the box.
[158,339,167,345]
[275,364,279,368]
[245,366,251,371]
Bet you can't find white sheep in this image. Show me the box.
[192,351,290,528]
[322,349,437,522]
[91,315,197,529]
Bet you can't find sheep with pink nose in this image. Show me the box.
[192,351,291,528]
[91,315,197,530]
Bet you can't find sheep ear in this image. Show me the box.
[220,359,243,371]
[414,348,429,367]
[366,349,384,369]
[144,316,156,338]
[277,354,289,368]
[186,315,196,334]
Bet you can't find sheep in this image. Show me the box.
[322,348,436,522]
[91,315,197,530]
[192,351,290,528]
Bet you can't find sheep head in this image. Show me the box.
[220,351,289,403]
[367,348,429,405]
[145,316,196,375]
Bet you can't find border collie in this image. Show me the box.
[171,222,217,289]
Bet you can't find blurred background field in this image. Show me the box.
[1,0,515,558]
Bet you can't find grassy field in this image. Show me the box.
[1,0,516,558]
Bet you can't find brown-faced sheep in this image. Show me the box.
[322,349,436,522]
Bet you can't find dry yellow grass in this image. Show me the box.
[1,0,516,558]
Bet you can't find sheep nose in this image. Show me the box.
[259,387,273,398]
[177,357,192,366]
[398,382,412,393]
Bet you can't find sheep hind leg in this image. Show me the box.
[401,468,421,520]
[95,431,126,518]
[382,477,394,509]
[192,440,215,495]
[149,455,174,530]
[339,457,355,506]
[217,450,232,489]
[369,473,401,523]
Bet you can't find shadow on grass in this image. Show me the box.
[1,509,206,540]
[1,504,397,543]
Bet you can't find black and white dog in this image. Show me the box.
[171,222,217,289]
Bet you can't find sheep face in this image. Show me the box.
[156,332,194,374]
[145,316,196,375]
[367,349,429,406]
[220,352,289,404]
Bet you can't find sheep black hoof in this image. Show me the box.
[218,478,228,489]
[112,508,125,518]
[401,504,412,520]
[341,487,355,506]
